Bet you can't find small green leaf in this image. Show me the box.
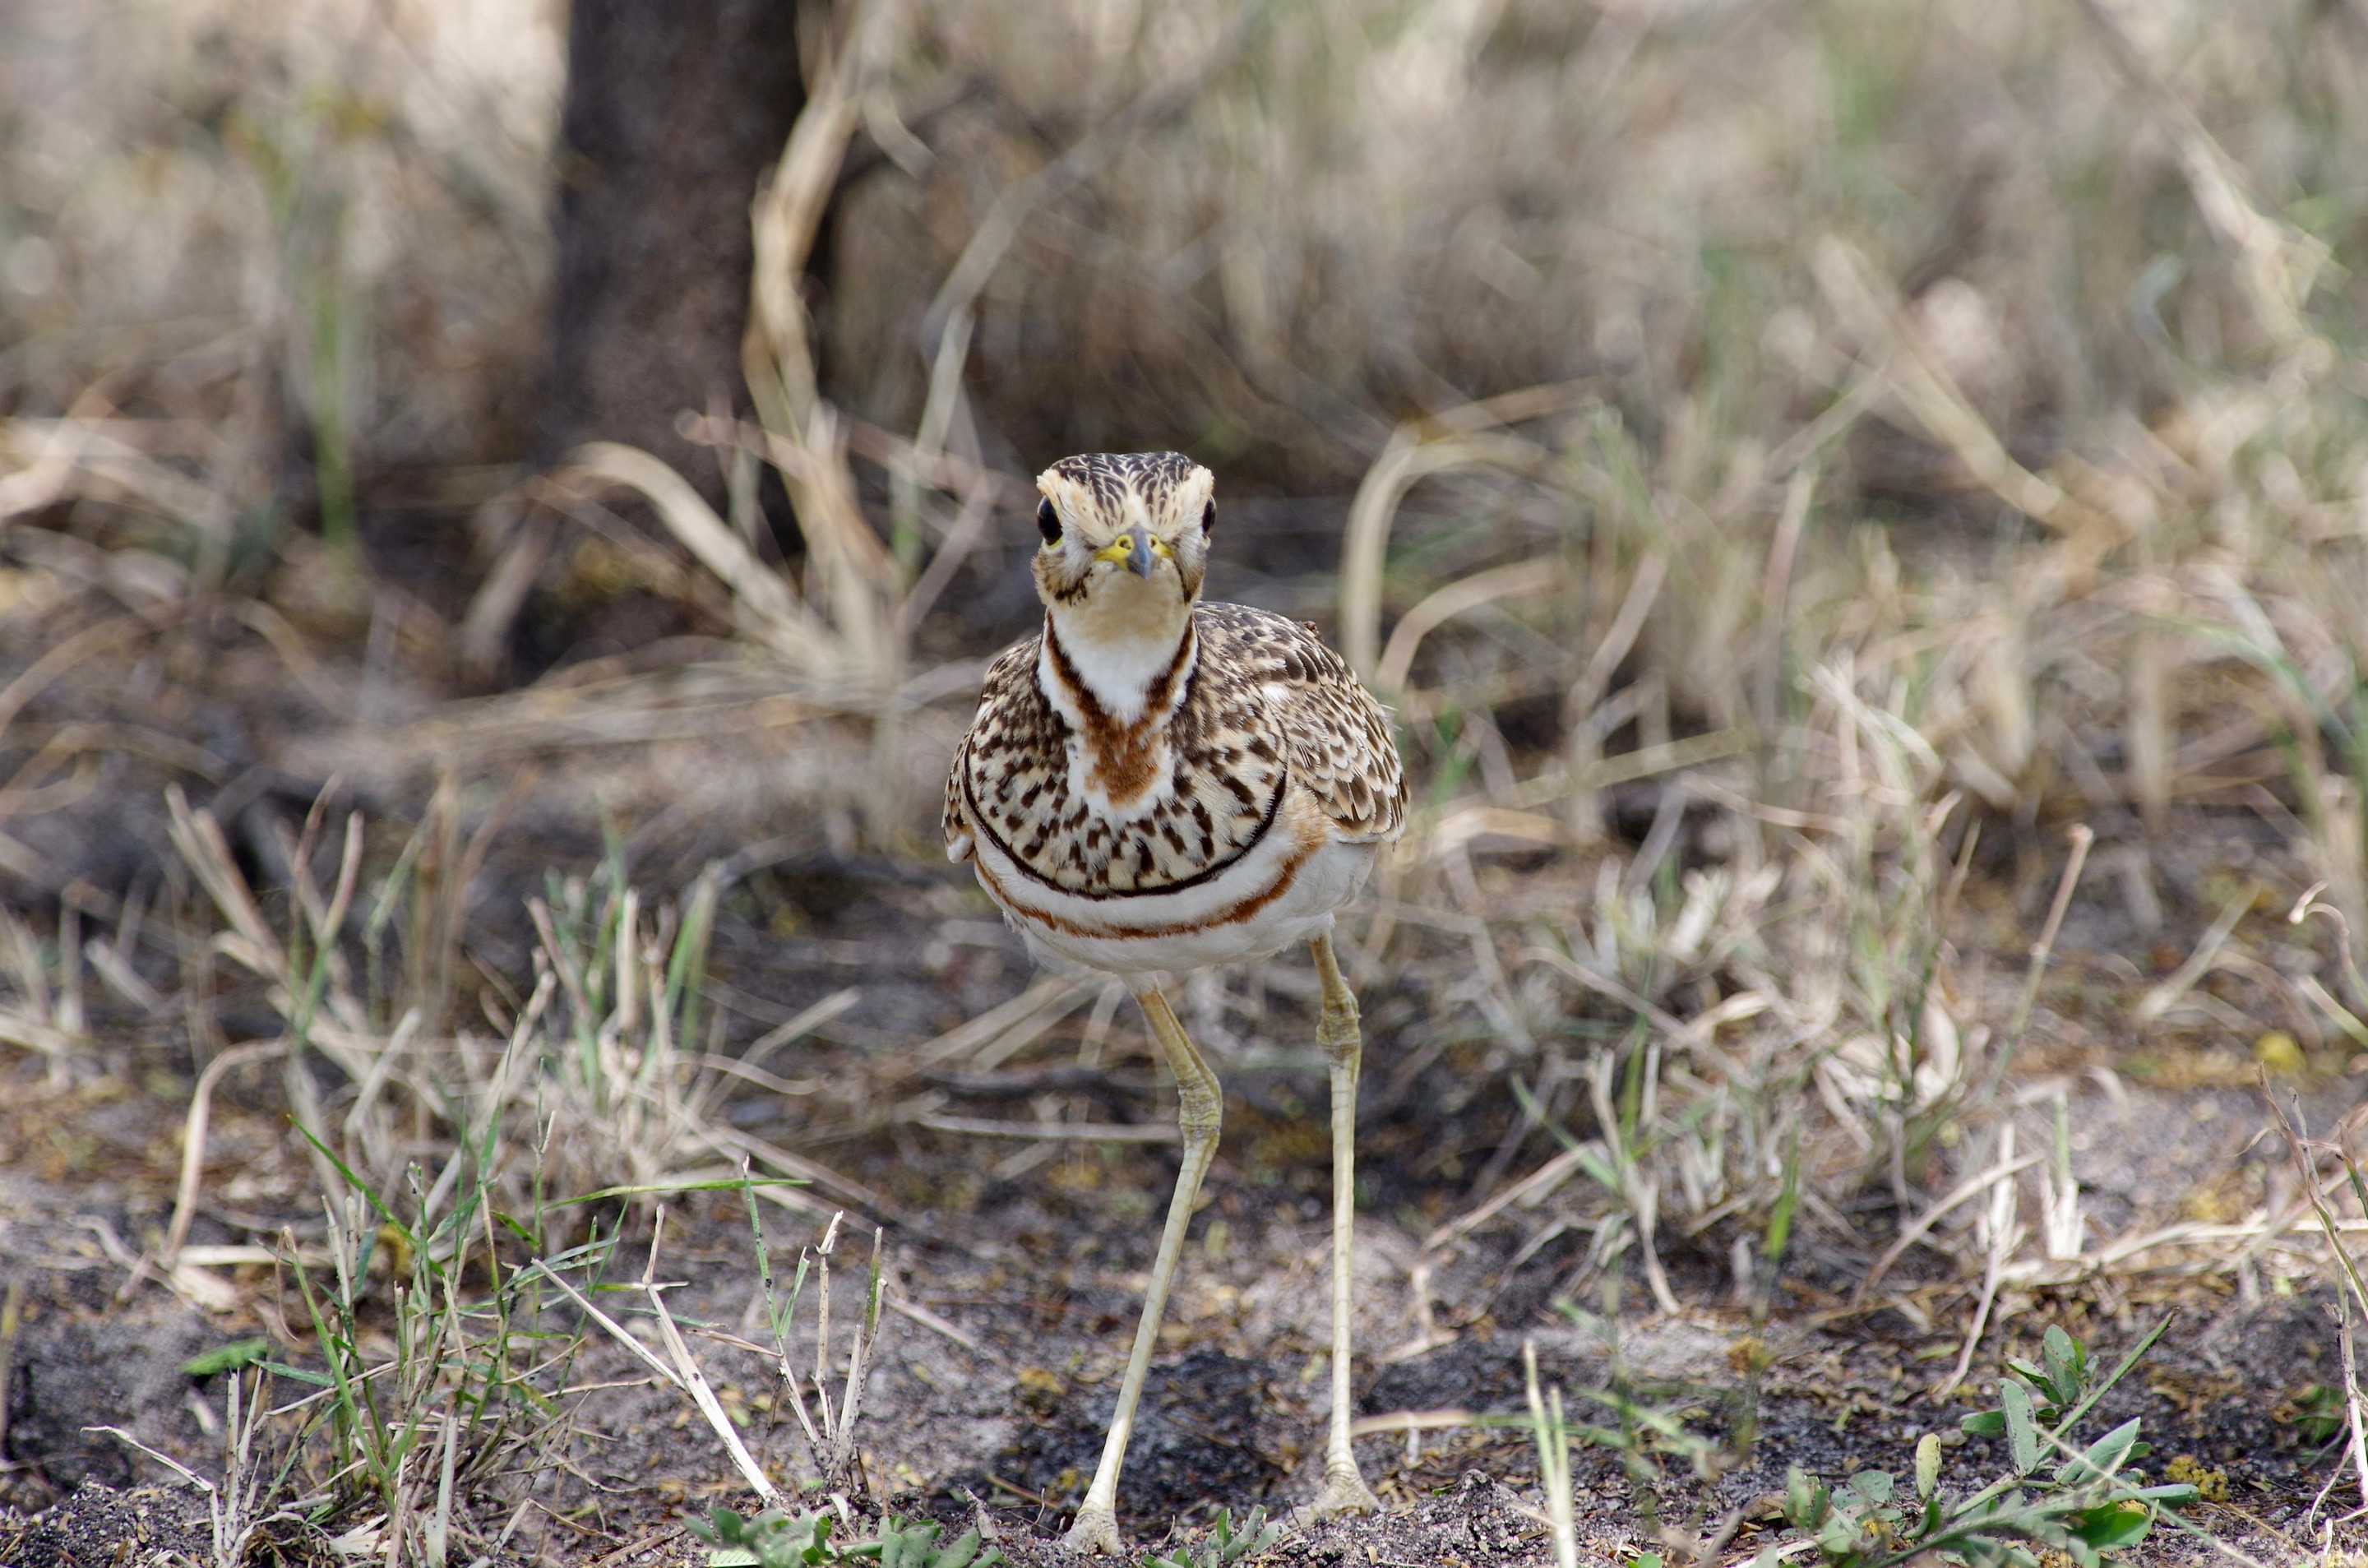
[2131,1482,2199,1506]
[2000,1379,2039,1474]
[2067,1416,2142,1485]
[2042,1326,2080,1401]
[1915,1432,1942,1501]
[261,1360,336,1388]
[182,1338,272,1377]
[2071,1499,2153,1552]
[1960,1409,2007,1436]
[1784,1466,1825,1528]
[1848,1470,1894,1505]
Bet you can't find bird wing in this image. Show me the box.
[942,636,1044,864]
[1192,603,1407,843]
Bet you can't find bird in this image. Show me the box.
[942,451,1407,1554]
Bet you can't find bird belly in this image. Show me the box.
[969,816,1378,976]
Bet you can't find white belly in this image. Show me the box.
[970,819,1378,976]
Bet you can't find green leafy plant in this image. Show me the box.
[860,1516,1003,1568]
[182,1338,273,1377]
[2278,1383,2347,1447]
[1959,1325,2092,1441]
[1766,1321,2197,1568]
[1140,1506,1280,1568]
[692,1508,839,1568]
[693,1511,1004,1568]
[1548,1297,1726,1529]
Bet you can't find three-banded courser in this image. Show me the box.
[943,451,1407,1554]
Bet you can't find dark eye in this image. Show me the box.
[1201,500,1215,534]
[1036,497,1061,545]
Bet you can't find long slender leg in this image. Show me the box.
[1063,980,1223,1556]
[1310,932,1381,1515]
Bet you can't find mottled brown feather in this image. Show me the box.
[945,602,1404,898]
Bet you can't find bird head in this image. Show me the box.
[1030,452,1215,637]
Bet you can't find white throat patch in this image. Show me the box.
[1043,606,1196,727]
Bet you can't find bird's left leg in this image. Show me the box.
[1061,980,1223,1555]
[1309,930,1382,1517]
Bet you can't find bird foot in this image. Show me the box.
[1311,1465,1381,1518]
[1061,1505,1124,1556]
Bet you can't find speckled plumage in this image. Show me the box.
[942,447,1401,975]
[946,602,1404,900]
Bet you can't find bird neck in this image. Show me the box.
[1042,595,1196,728]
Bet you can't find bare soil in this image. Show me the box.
[1,840,2361,1566]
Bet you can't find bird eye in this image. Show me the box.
[1036,497,1061,545]
[1201,500,1215,534]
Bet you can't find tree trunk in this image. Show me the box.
[531,0,807,495]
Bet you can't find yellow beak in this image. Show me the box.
[1094,525,1168,580]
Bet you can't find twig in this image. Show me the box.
[2135,884,2255,1020]
[158,1039,291,1280]
[0,1279,20,1458]
[1938,1123,2019,1399]
[2259,1080,2368,1512]
[641,1215,782,1504]
[1523,1339,1579,1568]
[1855,1153,2044,1305]
[912,1113,1179,1142]
[2065,0,2329,346]
[85,1425,215,1492]
[1980,823,2094,1103]
[526,1263,687,1394]
[1374,557,1567,700]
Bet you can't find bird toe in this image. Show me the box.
[1061,1506,1124,1556]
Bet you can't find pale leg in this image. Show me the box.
[1310,932,1381,1516]
[1063,981,1223,1555]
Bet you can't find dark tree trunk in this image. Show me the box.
[532,0,807,494]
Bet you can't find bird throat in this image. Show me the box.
[1038,601,1196,816]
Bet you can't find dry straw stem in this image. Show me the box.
[1337,382,1592,681]
[2287,885,2368,1046]
[1938,1122,2023,1399]
[1374,557,1566,703]
[2259,1086,2368,1511]
[1982,823,2096,1103]
[1813,238,2122,575]
[2067,0,2331,349]
[1521,1339,1579,1568]
[160,1038,291,1276]
[2134,883,2256,1022]
[913,0,1279,393]
[640,1212,784,1506]
[555,442,824,665]
[0,408,235,548]
[746,8,868,440]
[1852,1151,2047,1307]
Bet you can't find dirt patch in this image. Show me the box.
[0,1483,212,1566]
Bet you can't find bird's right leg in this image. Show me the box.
[1062,981,1223,1556]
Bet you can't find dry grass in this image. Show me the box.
[3,0,2368,1556]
